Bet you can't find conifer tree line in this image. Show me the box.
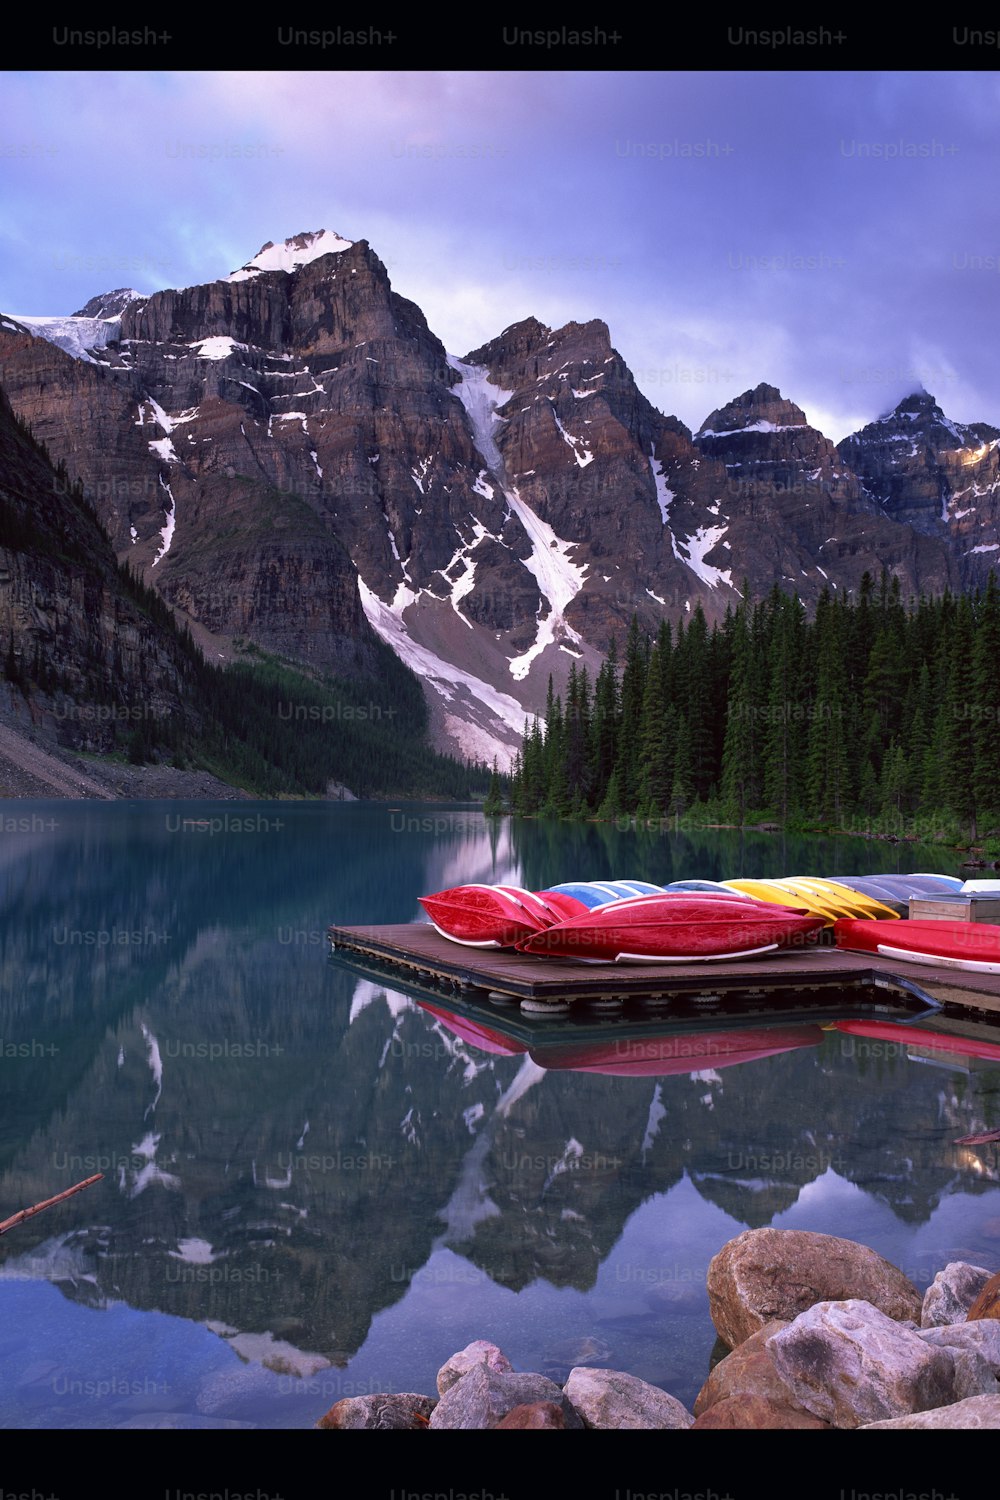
[508,573,1000,843]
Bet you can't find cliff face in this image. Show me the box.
[0,387,191,749]
[1,235,996,763]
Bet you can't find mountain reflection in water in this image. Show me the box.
[1,802,998,1428]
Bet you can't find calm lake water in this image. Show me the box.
[1,801,998,1430]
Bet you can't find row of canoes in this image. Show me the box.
[418,874,1000,970]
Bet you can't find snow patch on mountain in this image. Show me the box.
[190,335,248,360]
[699,420,808,438]
[648,444,675,526]
[358,577,527,764]
[152,479,176,566]
[72,288,145,320]
[439,517,496,625]
[675,524,733,590]
[446,355,586,682]
[504,489,587,680]
[551,405,595,466]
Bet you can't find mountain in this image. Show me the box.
[1,232,996,766]
[692,384,955,601]
[838,390,1000,583]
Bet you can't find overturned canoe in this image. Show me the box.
[517,893,825,964]
[418,884,585,948]
[835,918,1000,974]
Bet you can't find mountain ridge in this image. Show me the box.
[2,230,997,765]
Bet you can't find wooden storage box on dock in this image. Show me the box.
[909,895,1000,924]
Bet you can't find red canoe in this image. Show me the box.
[835,919,1000,974]
[529,1025,824,1075]
[517,894,825,964]
[418,884,588,948]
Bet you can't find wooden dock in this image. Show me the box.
[327,922,1000,1019]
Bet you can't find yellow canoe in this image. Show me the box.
[722,879,838,926]
[783,876,900,920]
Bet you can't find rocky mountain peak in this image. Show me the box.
[849,390,990,453]
[697,384,808,438]
[464,317,551,373]
[838,392,1000,556]
[72,288,147,319]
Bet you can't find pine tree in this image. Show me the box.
[720,599,756,822]
[973,574,1000,825]
[806,590,851,823]
[616,615,647,811]
[638,642,671,814]
[942,593,978,840]
[483,759,504,816]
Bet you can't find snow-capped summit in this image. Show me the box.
[227,230,353,282]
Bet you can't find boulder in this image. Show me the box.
[918,1319,1000,1375]
[921,1262,993,1327]
[967,1269,1000,1321]
[691,1394,831,1429]
[693,1319,808,1416]
[707,1229,921,1349]
[562,1367,693,1430]
[429,1365,583,1430]
[436,1340,513,1397]
[495,1402,569,1429]
[860,1394,1000,1429]
[767,1300,955,1428]
[316,1393,436,1429]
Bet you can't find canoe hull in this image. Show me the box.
[835,918,1000,971]
[519,894,824,963]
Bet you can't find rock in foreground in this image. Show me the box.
[562,1367,693,1429]
[429,1364,583,1430]
[767,1300,956,1428]
[921,1262,994,1327]
[707,1228,922,1349]
[316,1393,436,1429]
[860,1395,1000,1429]
[436,1340,513,1397]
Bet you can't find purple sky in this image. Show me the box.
[2,70,997,441]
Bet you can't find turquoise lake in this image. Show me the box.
[0,801,998,1429]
